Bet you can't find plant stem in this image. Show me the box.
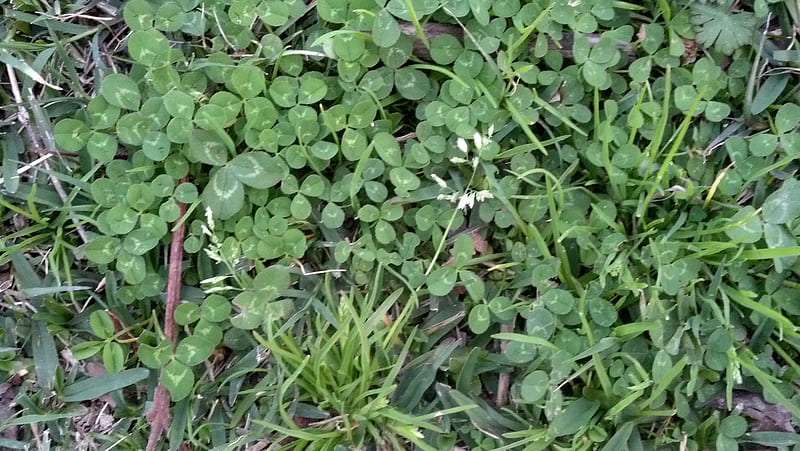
[146,178,189,451]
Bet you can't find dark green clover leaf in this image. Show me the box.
[298,73,327,104]
[106,205,138,235]
[321,203,345,228]
[174,302,200,326]
[661,258,701,296]
[163,90,195,119]
[127,29,170,66]
[175,335,215,366]
[427,266,457,296]
[84,236,120,265]
[764,223,798,273]
[201,295,231,323]
[269,76,298,108]
[187,129,229,166]
[725,206,762,243]
[123,229,160,255]
[116,112,150,146]
[430,34,463,65]
[161,359,194,401]
[194,104,228,130]
[762,178,800,224]
[54,119,90,152]
[142,131,170,161]
[229,152,284,189]
[122,0,154,31]
[261,34,283,59]
[468,304,490,334]
[86,132,117,162]
[174,182,198,203]
[100,74,141,110]
[389,167,420,193]
[258,0,290,26]
[520,370,549,402]
[253,265,291,300]
[231,291,263,330]
[138,340,172,368]
[230,64,265,99]
[541,289,575,315]
[202,166,244,219]
[332,33,365,61]
[86,96,121,129]
[776,103,800,134]
[372,9,400,48]
[154,2,185,31]
[373,132,402,166]
[395,68,429,100]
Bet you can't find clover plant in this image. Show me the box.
[37,0,800,448]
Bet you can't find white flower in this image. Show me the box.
[472,156,479,168]
[475,190,494,202]
[450,156,468,164]
[456,191,476,211]
[456,137,468,154]
[488,124,495,137]
[473,132,484,149]
[204,207,215,232]
[431,173,448,188]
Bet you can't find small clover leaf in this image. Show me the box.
[201,295,231,323]
[230,64,265,99]
[427,266,457,296]
[54,119,90,152]
[372,9,401,48]
[202,166,245,219]
[163,90,195,119]
[127,30,171,66]
[161,360,194,401]
[174,302,201,326]
[394,68,429,100]
[175,335,215,366]
[187,129,229,166]
[100,74,141,110]
[229,152,285,189]
[84,236,121,265]
[762,178,800,225]
[724,206,763,243]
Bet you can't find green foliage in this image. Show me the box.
[6,0,800,449]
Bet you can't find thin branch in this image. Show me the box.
[496,323,513,407]
[146,186,188,451]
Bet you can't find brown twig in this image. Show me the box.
[496,323,513,407]
[146,185,188,451]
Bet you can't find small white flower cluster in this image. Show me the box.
[450,128,492,168]
[201,207,223,263]
[436,190,494,211]
[431,126,496,211]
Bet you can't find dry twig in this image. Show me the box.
[145,185,188,451]
[496,323,513,407]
